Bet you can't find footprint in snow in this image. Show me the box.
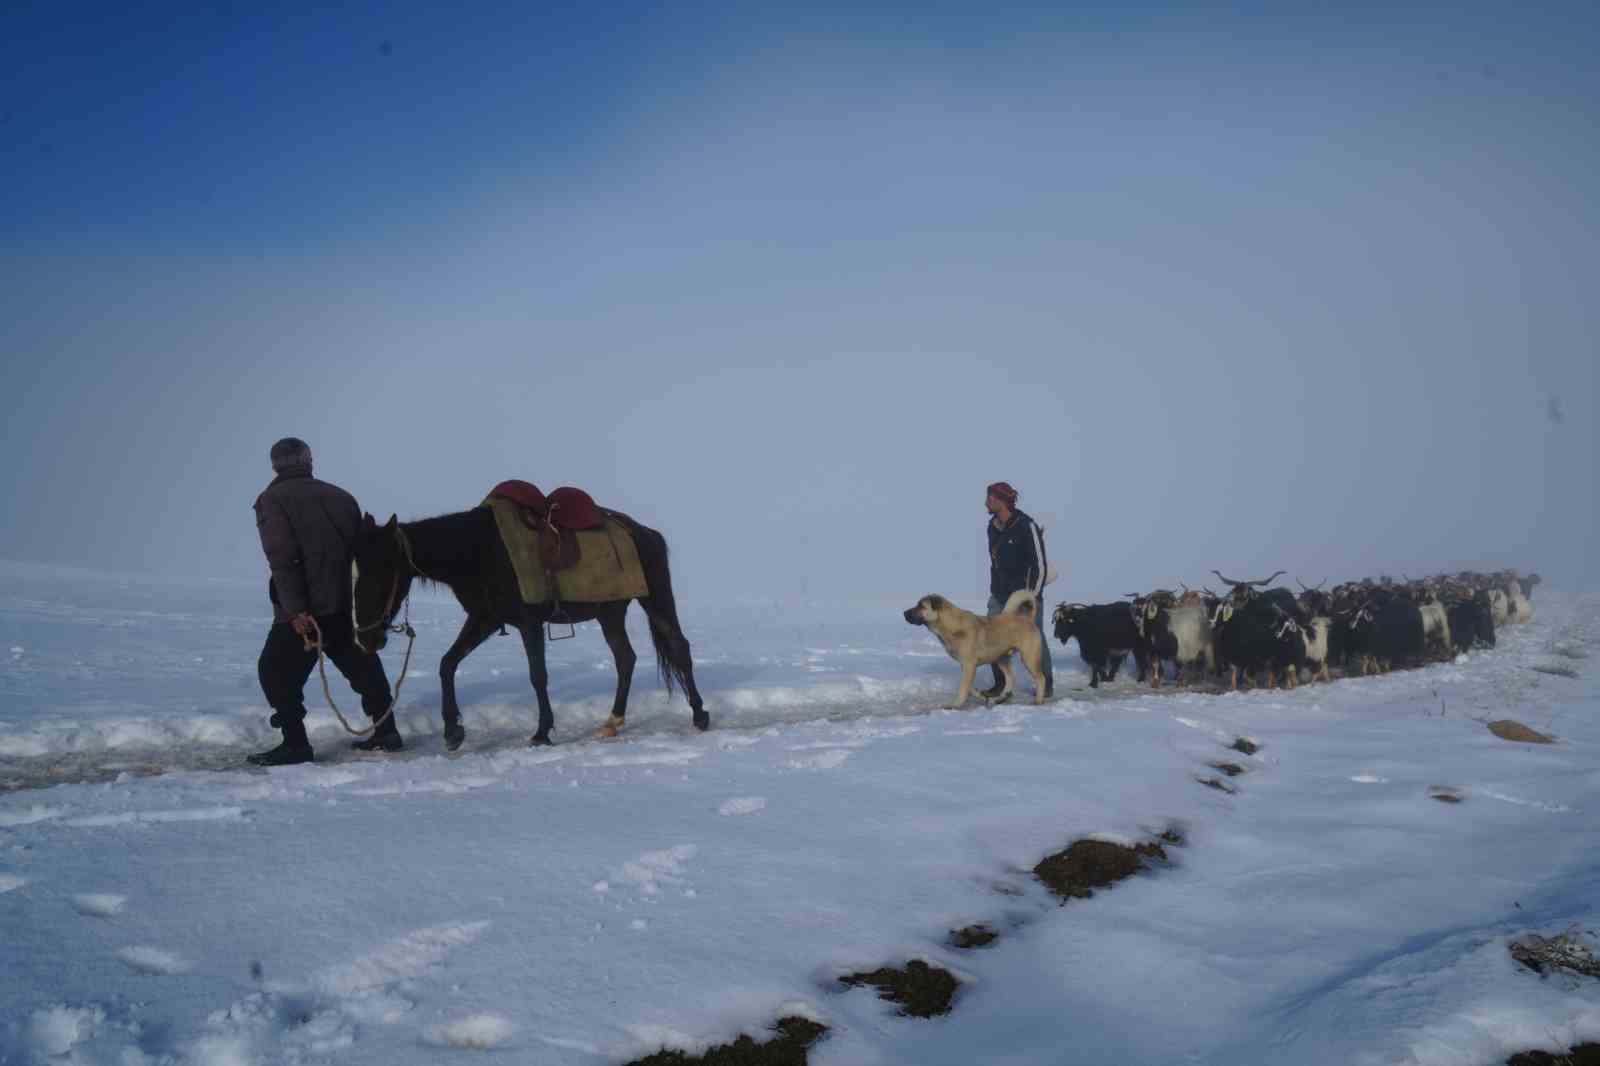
[718,797,766,817]
[72,894,126,917]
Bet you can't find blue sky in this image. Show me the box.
[2,1,1596,601]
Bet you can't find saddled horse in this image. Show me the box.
[351,507,709,750]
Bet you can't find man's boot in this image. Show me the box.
[350,713,403,753]
[979,666,1007,701]
[247,716,314,766]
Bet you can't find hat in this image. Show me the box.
[986,481,1018,505]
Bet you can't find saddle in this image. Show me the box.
[488,480,607,577]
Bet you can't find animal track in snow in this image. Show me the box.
[718,797,767,816]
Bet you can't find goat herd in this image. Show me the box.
[1052,568,1541,691]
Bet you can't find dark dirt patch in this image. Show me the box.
[1230,737,1259,755]
[949,923,998,949]
[1033,839,1167,902]
[839,960,960,1017]
[1158,826,1186,847]
[624,1017,828,1066]
[1209,762,1245,777]
[1198,776,1237,794]
[1507,1044,1600,1065]
[1428,786,1462,803]
[1510,929,1600,979]
[1489,720,1556,744]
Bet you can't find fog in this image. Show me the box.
[3,4,1595,605]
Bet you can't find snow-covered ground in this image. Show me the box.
[3,559,1598,1065]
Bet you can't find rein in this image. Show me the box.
[304,611,415,737]
[313,523,423,736]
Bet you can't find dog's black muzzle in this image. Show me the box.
[902,607,925,626]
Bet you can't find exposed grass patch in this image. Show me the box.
[1158,826,1187,848]
[1506,1044,1600,1065]
[624,1017,828,1066]
[1230,737,1259,755]
[1510,928,1600,980]
[1209,762,1245,777]
[948,924,998,950]
[1529,663,1580,679]
[1428,786,1463,803]
[1198,776,1237,794]
[838,960,960,1018]
[1033,838,1167,902]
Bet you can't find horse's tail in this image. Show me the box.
[624,517,693,699]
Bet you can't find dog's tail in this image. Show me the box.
[1002,589,1038,619]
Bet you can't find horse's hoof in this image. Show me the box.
[692,710,710,731]
[444,722,465,752]
[529,734,553,747]
[595,722,620,740]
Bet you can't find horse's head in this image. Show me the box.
[353,513,412,653]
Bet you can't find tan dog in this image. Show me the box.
[903,589,1047,706]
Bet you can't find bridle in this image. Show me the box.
[356,525,420,646]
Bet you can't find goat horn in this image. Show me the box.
[1212,570,1243,586]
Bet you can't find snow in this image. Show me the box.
[2,558,1598,1064]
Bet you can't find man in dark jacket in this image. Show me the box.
[248,438,401,766]
[983,481,1054,700]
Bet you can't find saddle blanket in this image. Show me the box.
[481,495,649,606]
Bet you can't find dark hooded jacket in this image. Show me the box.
[254,464,363,622]
[987,508,1049,602]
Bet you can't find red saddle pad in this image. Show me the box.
[545,486,605,530]
[489,479,547,514]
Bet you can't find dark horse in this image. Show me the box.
[351,508,709,750]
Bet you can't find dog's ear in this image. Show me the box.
[926,595,947,611]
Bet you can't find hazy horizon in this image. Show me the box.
[4,2,1595,604]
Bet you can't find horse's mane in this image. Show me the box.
[401,507,499,586]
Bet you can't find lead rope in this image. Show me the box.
[304,602,417,736]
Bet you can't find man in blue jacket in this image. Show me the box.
[984,481,1053,700]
